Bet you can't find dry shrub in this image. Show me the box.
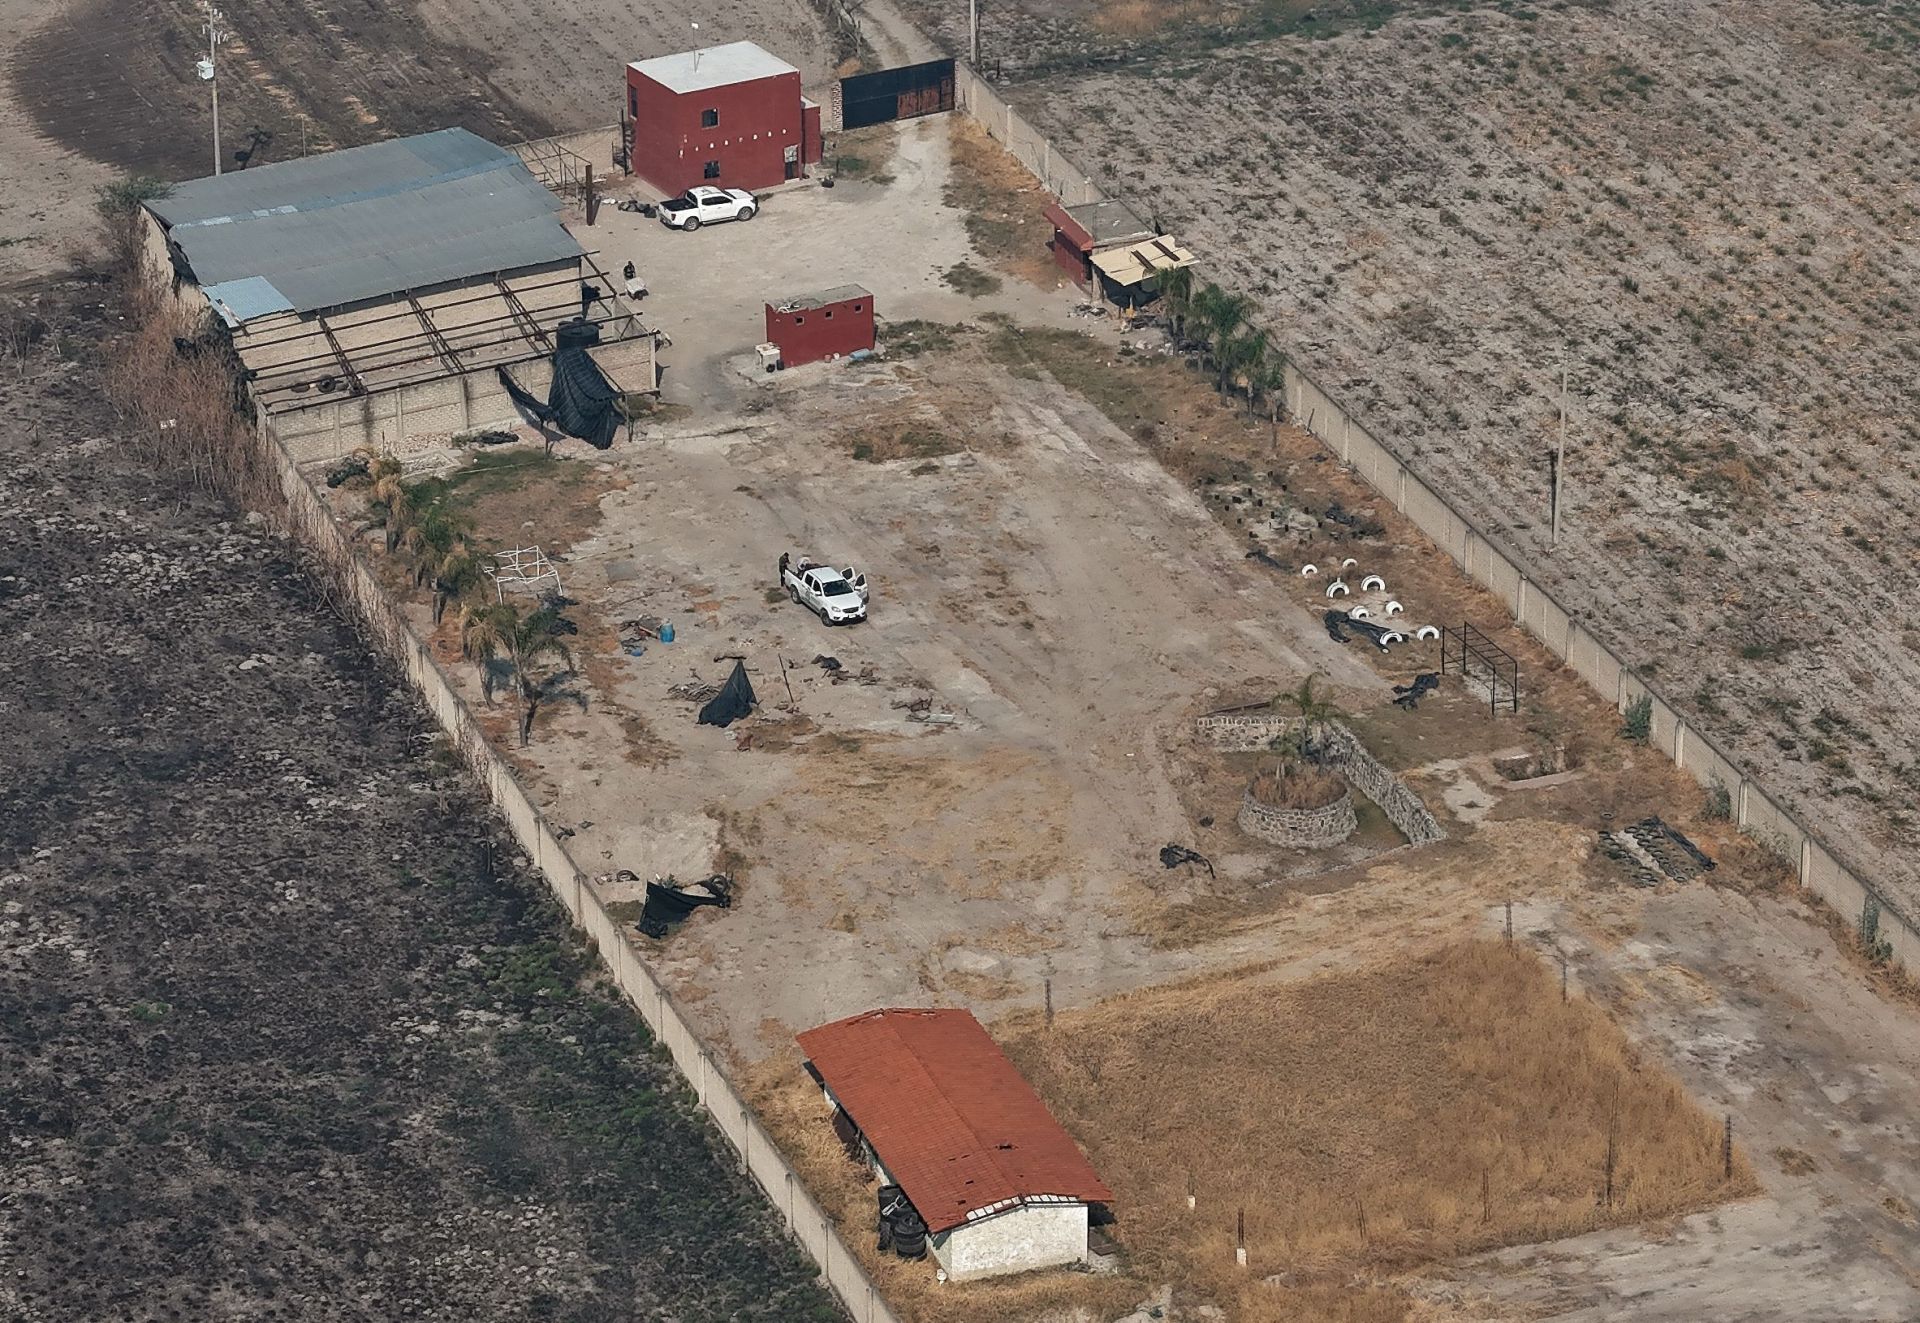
[1091,0,1208,35]
[94,197,282,516]
[1248,761,1346,810]
[998,940,1754,1312]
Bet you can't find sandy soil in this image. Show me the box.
[914,0,1920,922]
[0,0,112,287]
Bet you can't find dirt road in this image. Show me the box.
[0,0,111,287]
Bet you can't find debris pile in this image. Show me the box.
[1599,816,1715,887]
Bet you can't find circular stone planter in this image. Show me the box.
[1238,785,1358,848]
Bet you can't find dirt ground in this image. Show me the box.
[906,0,1920,922]
[10,0,1920,1307]
[318,115,1920,1316]
[0,289,839,1322]
[595,115,1086,410]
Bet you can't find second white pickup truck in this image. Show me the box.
[658,186,758,231]
[783,560,868,625]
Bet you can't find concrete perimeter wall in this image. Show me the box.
[947,61,1918,972]
[954,64,1102,208]
[257,418,901,1323]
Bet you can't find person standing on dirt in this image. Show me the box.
[778,551,790,586]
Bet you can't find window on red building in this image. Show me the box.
[701,108,719,127]
[704,160,721,179]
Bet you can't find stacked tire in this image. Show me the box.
[877,1186,928,1260]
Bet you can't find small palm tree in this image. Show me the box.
[1192,284,1250,367]
[428,543,484,625]
[1253,353,1289,431]
[459,601,575,745]
[367,454,417,553]
[1219,327,1269,403]
[1275,673,1337,763]
[1159,265,1198,344]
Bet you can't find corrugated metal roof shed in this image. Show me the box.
[629,41,797,95]
[797,1008,1112,1234]
[147,128,583,319]
[1093,236,1197,286]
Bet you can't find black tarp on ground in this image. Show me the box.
[697,659,757,728]
[496,318,623,450]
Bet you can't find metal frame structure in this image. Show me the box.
[232,254,651,415]
[1441,622,1520,716]
[510,137,594,206]
[485,546,562,602]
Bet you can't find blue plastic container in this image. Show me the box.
[659,621,675,644]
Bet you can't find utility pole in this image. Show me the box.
[969,0,980,66]
[1551,351,1567,549]
[198,2,227,175]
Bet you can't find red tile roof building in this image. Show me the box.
[796,1008,1112,1239]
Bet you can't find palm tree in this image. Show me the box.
[1219,327,1270,405]
[1159,265,1198,345]
[403,508,483,624]
[459,601,575,745]
[1274,673,1337,763]
[428,543,485,625]
[368,453,417,554]
[1253,353,1289,435]
[1191,284,1251,387]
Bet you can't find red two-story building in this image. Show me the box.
[625,41,821,196]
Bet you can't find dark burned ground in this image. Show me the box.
[0,290,839,1322]
[9,0,546,179]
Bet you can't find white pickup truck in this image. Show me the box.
[657,186,758,231]
[782,560,868,625]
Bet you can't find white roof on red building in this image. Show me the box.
[629,41,797,95]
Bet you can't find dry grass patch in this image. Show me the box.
[998,939,1754,1315]
[944,117,1063,287]
[1248,760,1347,810]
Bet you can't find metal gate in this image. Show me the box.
[838,58,955,130]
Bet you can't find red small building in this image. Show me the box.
[1044,198,1154,285]
[625,41,822,195]
[765,285,874,367]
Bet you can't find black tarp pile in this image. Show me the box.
[697,659,757,727]
[1393,672,1440,710]
[638,873,734,938]
[497,318,623,450]
[1159,843,1215,878]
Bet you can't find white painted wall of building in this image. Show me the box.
[929,1202,1089,1282]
